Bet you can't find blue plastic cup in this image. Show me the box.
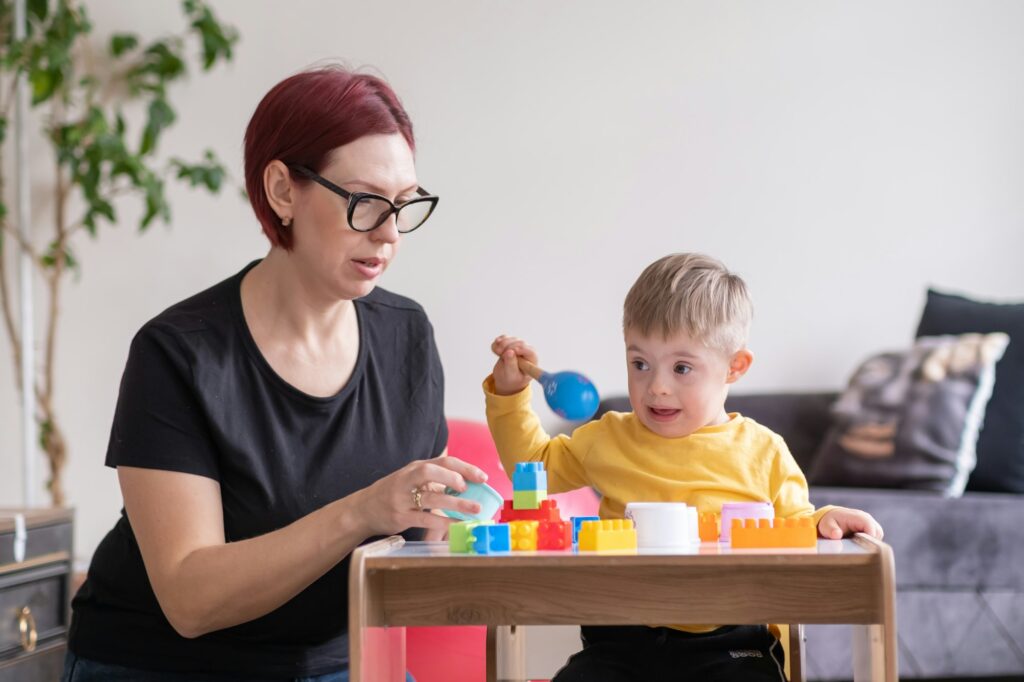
[442,481,504,522]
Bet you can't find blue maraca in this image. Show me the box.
[518,358,600,420]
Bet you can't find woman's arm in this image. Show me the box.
[121,454,485,639]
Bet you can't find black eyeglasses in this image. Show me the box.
[287,164,438,234]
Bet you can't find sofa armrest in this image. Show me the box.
[810,486,1024,590]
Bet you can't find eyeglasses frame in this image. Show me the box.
[286,163,438,234]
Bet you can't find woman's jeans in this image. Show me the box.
[61,651,417,682]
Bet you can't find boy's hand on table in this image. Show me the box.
[817,507,884,540]
[490,334,539,396]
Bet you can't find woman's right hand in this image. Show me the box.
[352,455,489,537]
[490,334,538,396]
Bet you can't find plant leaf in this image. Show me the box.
[139,97,175,155]
[30,67,61,104]
[110,33,138,57]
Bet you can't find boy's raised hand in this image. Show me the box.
[817,506,884,540]
[491,335,539,396]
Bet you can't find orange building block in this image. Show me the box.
[698,512,719,542]
[537,520,572,550]
[499,498,562,523]
[508,520,539,551]
[730,517,816,549]
[578,519,637,551]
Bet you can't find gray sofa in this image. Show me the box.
[597,392,1024,681]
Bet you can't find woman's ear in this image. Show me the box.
[263,160,295,224]
[726,348,754,384]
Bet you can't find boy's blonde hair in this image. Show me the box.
[623,253,753,354]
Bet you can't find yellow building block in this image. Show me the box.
[698,512,719,542]
[730,517,816,549]
[508,520,539,551]
[578,519,637,551]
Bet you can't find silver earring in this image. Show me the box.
[281,216,292,227]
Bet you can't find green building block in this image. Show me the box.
[513,490,547,510]
[449,520,493,553]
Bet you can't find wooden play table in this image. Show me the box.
[350,534,896,681]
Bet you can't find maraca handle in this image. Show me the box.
[517,358,546,381]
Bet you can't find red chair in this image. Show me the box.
[405,419,600,682]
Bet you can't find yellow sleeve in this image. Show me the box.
[483,375,593,493]
[768,435,834,528]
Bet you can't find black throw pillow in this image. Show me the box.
[915,289,1024,493]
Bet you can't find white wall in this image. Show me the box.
[2,0,1023,576]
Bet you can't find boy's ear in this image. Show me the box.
[726,348,754,384]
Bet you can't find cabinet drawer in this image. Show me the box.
[0,520,73,565]
[0,640,66,681]
[0,561,69,660]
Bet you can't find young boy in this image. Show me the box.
[484,253,883,682]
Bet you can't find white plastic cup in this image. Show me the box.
[624,502,693,549]
[685,506,699,545]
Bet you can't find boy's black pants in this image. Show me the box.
[552,624,787,682]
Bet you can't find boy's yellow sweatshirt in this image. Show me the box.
[484,378,831,526]
[483,376,834,656]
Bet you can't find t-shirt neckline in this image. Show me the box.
[229,259,368,405]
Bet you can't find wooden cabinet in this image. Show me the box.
[0,508,74,681]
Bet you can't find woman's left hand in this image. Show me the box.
[349,453,489,538]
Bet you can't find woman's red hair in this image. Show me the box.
[244,66,415,249]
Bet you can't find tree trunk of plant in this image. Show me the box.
[40,409,67,507]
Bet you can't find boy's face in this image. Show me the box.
[624,328,752,438]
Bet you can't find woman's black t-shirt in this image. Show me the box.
[68,261,447,677]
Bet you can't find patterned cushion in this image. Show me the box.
[810,333,1008,496]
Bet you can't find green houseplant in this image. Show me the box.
[0,0,238,505]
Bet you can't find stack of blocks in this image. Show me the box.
[450,462,576,553]
[448,461,634,553]
[504,463,575,550]
[512,462,547,510]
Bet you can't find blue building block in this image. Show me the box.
[472,523,511,554]
[513,462,548,492]
[571,516,601,545]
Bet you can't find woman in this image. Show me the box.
[63,66,485,681]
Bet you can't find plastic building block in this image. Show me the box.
[508,520,539,551]
[698,513,719,543]
[577,519,637,551]
[537,520,572,550]
[513,489,548,510]
[730,517,816,549]
[500,498,562,523]
[720,501,774,542]
[449,521,487,554]
[472,523,512,554]
[513,462,548,491]
[571,515,600,544]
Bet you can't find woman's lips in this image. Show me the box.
[351,258,384,279]
[647,406,681,422]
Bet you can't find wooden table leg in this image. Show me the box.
[851,534,898,681]
[486,625,526,682]
[349,536,406,682]
[788,624,806,682]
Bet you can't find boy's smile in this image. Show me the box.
[624,329,752,438]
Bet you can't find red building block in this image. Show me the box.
[499,498,562,523]
[537,520,572,550]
